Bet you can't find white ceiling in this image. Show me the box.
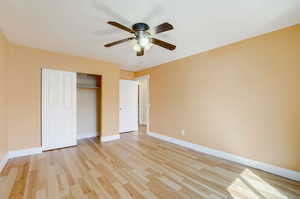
[0,0,300,71]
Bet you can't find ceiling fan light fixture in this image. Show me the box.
[139,37,150,47]
[130,37,153,52]
[130,39,141,52]
[144,42,153,51]
[138,36,153,51]
[133,44,142,52]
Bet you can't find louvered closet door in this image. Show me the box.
[42,69,77,151]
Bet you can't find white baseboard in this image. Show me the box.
[0,153,9,173]
[101,135,120,142]
[8,147,42,159]
[148,131,300,182]
[0,134,119,171]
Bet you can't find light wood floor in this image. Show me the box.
[1,128,300,199]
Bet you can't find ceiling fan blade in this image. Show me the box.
[107,21,135,34]
[104,37,134,47]
[151,38,176,51]
[137,48,144,56]
[153,22,173,34]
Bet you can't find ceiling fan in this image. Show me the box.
[104,21,176,56]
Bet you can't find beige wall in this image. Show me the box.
[120,69,135,80]
[7,44,120,151]
[0,32,8,161]
[136,24,300,172]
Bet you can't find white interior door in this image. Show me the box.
[119,80,139,133]
[42,69,77,151]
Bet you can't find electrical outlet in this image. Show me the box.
[181,129,185,136]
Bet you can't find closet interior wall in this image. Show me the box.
[77,73,101,139]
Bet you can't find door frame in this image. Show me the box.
[135,75,150,134]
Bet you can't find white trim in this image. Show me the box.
[0,153,9,173]
[101,135,120,142]
[135,74,150,81]
[8,147,42,159]
[148,131,300,182]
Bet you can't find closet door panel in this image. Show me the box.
[42,69,77,151]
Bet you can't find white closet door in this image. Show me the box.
[119,80,139,133]
[42,69,77,151]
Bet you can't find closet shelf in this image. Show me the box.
[77,83,100,89]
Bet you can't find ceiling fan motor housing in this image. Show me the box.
[132,23,150,32]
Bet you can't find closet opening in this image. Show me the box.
[77,73,102,140]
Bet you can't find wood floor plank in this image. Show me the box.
[1,126,300,199]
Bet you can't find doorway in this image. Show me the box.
[119,80,139,133]
[118,76,149,134]
[137,75,150,134]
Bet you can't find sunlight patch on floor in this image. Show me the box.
[227,169,288,199]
